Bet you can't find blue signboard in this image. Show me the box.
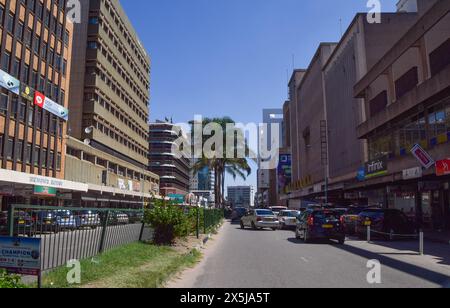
[0,237,41,276]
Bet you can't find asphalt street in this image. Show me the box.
[169,221,450,288]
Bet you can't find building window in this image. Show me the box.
[15,140,23,162]
[429,38,450,77]
[369,91,388,117]
[2,51,10,71]
[6,138,13,159]
[395,67,418,100]
[0,93,8,115]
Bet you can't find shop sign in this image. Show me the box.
[34,91,69,121]
[436,159,450,177]
[365,157,388,179]
[20,83,35,101]
[356,167,366,181]
[33,186,57,197]
[118,179,126,190]
[411,144,434,169]
[402,167,422,180]
[0,237,41,276]
[0,69,20,95]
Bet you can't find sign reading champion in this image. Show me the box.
[0,69,68,121]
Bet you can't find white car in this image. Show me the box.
[240,209,279,231]
[278,210,301,230]
[269,206,288,216]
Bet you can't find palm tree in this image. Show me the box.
[190,117,252,208]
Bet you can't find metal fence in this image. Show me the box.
[203,208,224,233]
[1,205,145,271]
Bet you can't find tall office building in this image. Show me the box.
[149,121,190,197]
[190,159,215,204]
[65,0,160,207]
[0,0,89,210]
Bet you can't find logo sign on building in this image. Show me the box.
[357,167,366,181]
[365,157,388,179]
[20,83,35,101]
[402,167,423,180]
[0,69,20,95]
[0,237,41,276]
[34,91,69,121]
[436,159,450,177]
[33,186,57,197]
[411,144,435,169]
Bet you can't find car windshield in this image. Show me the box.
[256,210,274,216]
[235,208,247,214]
[280,211,298,217]
[361,210,384,219]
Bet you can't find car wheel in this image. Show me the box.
[272,228,277,231]
[338,238,345,245]
[251,222,257,230]
[240,221,245,229]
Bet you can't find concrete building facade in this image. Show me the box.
[0,0,87,210]
[228,185,255,208]
[65,0,159,207]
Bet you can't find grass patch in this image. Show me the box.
[42,242,201,288]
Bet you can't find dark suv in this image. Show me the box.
[356,209,417,240]
[295,209,345,244]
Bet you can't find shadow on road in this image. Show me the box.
[237,228,276,232]
[287,237,343,245]
[333,243,450,287]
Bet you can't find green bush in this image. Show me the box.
[0,270,26,289]
[144,200,194,245]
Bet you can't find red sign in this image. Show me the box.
[411,144,435,169]
[436,159,450,176]
[34,91,45,108]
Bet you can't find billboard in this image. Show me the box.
[0,69,20,95]
[0,237,41,276]
[277,154,292,194]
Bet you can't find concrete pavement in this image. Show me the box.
[168,221,450,288]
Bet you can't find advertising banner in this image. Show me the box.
[365,157,388,179]
[436,159,450,177]
[277,154,292,194]
[411,144,435,169]
[0,69,20,95]
[0,237,41,276]
[20,83,35,101]
[33,186,57,197]
[34,91,69,121]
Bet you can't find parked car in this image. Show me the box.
[231,207,248,222]
[35,211,59,233]
[356,209,417,240]
[78,211,101,229]
[0,211,35,236]
[240,209,279,231]
[109,212,129,225]
[54,210,78,230]
[341,207,367,235]
[269,206,288,215]
[278,210,301,230]
[295,209,345,244]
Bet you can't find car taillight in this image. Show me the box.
[340,216,345,225]
[307,216,314,226]
[257,217,263,222]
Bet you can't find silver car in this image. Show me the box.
[240,209,279,231]
[278,210,301,230]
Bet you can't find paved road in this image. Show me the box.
[169,221,450,288]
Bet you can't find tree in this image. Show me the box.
[190,117,252,208]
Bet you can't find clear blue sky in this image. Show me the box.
[121,0,398,189]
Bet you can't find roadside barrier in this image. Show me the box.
[366,226,424,256]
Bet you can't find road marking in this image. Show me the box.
[301,257,309,263]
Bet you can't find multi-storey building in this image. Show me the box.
[190,159,215,204]
[65,0,159,207]
[353,0,450,231]
[227,186,255,208]
[149,121,190,197]
[0,0,90,210]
